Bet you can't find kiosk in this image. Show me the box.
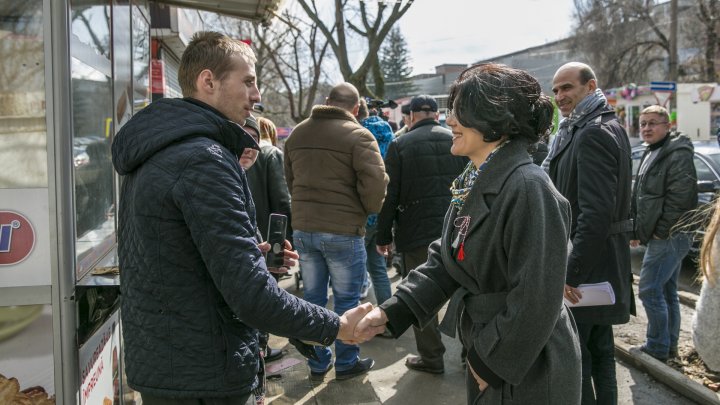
[0,1,282,403]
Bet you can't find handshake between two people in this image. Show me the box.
[337,303,389,345]
[289,304,390,362]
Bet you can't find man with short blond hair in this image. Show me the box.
[113,32,370,403]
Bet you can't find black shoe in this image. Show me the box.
[335,358,374,380]
[639,345,668,362]
[309,364,333,382]
[405,355,444,374]
[265,347,284,362]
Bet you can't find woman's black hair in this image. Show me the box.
[447,63,554,144]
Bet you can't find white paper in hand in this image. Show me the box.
[564,281,616,307]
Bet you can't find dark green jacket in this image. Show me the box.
[632,132,697,244]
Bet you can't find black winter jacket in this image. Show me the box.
[548,105,635,325]
[376,119,468,252]
[632,133,697,244]
[246,143,293,240]
[112,98,339,398]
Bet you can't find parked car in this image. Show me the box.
[631,140,720,254]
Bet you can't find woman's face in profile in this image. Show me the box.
[446,111,485,158]
[239,126,260,169]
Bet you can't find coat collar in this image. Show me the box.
[455,140,533,241]
[309,104,359,123]
[550,105,615,165]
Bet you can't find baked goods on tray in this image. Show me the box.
[0,373,55,404]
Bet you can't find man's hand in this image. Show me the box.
[468,363,489,392]
[354,307,388,342]
[564,284,583,305]
[337,303,375,343]
[629,239,640,248]
[376,244,392,257]
[259,240,298,274]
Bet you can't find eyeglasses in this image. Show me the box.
[639,121,669,128]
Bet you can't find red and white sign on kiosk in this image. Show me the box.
[650,81,676,107]
[79,311,121,405]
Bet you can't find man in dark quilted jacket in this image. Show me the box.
[111,31,371,404]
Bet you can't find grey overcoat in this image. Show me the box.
[382,140,581,404]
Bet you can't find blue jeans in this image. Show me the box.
[294,231,366,373]
[364,224,392,305]
[638,232,691,358]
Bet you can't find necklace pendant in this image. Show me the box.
[452,233,460,249]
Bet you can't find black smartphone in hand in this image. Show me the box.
[266,213,287,267]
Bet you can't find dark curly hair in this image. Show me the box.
[447,63,554,144]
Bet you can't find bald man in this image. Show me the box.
[544,62,634,405]
[284,82,389,381]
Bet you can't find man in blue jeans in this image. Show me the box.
[284,83,388,381]
[630,105,697,361]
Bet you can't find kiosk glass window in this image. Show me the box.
[132,6,150,112]
[70,0,116,278]
[0,1,48,188]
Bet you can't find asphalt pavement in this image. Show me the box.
[253,262,715,405]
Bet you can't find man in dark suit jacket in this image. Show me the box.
[545,62,635,405]
[376,95,467,374]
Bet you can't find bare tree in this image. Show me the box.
[196,11,333,125]
[570,0,671,87]
[297,0,414,98]
[697,0,720,82]
[253,10,333,123]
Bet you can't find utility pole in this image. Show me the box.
[669,0,678,111]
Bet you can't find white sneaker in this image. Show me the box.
[360,280,372,299]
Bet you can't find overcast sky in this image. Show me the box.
[396,0,577,74]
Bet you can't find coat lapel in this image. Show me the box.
[460,141,531,240]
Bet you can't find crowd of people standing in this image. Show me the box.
[109,30,720,405]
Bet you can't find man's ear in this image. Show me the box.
[196,69,216,96]
[587,78,598,92]
[352,103,360,116]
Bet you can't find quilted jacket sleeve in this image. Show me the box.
[173,145,339,344]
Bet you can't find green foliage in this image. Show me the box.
[377,27,415,100]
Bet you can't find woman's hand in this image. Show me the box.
[258,240,298,274]
[468,363,489,392]
[564,284,583,305]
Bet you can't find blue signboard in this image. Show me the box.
[650,81,677,92]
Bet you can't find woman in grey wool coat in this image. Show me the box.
[355,63,582,404]
[696,198,720,372]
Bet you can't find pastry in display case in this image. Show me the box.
[0,373,55,404]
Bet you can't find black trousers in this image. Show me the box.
[402,246,446,365]
[141,392,251,405]
[576,323,617,405]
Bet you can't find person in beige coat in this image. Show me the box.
[284,82,388,381]
[355,64,582,404]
